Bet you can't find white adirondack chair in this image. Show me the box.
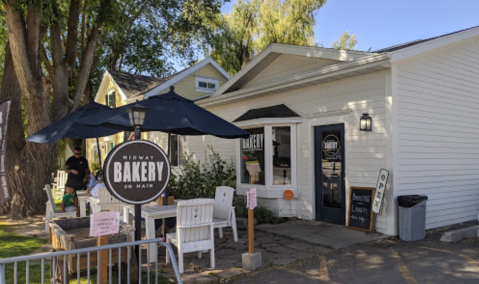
[213,186,238,242]
[166,198,215,273]
[52,170,67,199]
[88,187,123,215]
[43,184,76,233]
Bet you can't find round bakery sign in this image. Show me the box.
[103,140,170,204]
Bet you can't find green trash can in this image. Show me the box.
[398,195,428,241]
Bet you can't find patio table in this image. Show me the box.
[122,203,177,263]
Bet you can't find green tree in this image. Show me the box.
[203,0,326,75]
[332,31,358,51]
[0,0,224,218]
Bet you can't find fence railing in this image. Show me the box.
[0,238,183,284]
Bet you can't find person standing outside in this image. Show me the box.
[65,147,89,195]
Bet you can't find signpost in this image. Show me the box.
[103,139,171,269]
[242,188,262,270]
[90,211,120,284]
[246,188,257,254]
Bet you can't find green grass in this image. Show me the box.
[0,220,172,283]
[0,221,49,284]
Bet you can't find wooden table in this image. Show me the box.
[77,191,89,217]
[122,203,177,262]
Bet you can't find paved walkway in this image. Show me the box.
[256,220,387,249]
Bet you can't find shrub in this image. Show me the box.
[169,146,235,199]
[233,195,284,225]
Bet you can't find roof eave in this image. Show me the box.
[390,26,479,62]
[198,53,391,108]
[210,44,377,98]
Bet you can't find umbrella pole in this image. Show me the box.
[96,137,102,170]
[164,132,171,205]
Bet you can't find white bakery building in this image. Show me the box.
[156,26,479,235]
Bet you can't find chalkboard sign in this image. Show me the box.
[348,187,375,232]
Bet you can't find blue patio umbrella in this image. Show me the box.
[81,86,250,139]
[25,101,125,169]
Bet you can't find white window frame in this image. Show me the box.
[236,123,297,190]
[195,77,219,93]
[106,88,116,108]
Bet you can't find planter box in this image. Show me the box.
[47,217,135,275]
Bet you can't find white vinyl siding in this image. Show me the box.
[395,38,479,230]
[190,71,390,232]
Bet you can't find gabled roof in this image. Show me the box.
[107,70,172,99]
[211,44,375,97]
[94,57,231,102]
[198,25,479,108]
[142,57,231,99]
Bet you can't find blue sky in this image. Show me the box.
[221,0,479,52]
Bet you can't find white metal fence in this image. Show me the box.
[0,238,183,284]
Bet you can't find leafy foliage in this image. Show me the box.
[203,0,327,75]
[169,146,235,199]
[233,196,284,224]
[332,31,358,50]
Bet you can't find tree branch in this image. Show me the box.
[71,24,101,110]
[4,4,35,100]
[41,46,54,79]
[26,6,42,77]
[65,0,81,69]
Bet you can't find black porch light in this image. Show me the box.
[127,100,148,139]
[360,113,372,131]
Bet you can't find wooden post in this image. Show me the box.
[248,208,254,254]
[97,235,109,284]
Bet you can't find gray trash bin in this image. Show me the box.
[398,195,428,241]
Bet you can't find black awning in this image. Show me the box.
[233,104,301,122]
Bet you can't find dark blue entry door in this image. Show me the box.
[314,124,345,224]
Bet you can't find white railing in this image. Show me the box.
[0,238,183,284]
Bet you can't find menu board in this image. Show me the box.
[348,187,375,232]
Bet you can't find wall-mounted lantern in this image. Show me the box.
[360,113,372,131]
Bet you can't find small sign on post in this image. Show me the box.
[90,211,120,284]
[242,188,262,270]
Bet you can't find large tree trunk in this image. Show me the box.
[0,42,55,218]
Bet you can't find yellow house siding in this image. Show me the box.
[87,77,127,166]
[156,64,227,100]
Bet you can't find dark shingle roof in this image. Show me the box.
[233,104,300,122]
[108,70,173,98]
[373,25,479,53]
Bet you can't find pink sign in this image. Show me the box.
[247,188,257,210]
[90,211,120,237]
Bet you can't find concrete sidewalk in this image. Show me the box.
[256,219,388,249]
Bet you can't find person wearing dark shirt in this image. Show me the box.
[65,147,89,195]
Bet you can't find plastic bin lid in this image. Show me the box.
[398,195,428,208]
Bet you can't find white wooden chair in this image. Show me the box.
[43,184,76,233]
[166,198,215,273]
[52,170,67,199]
[213,186,238,242]
[87,187,123,215]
